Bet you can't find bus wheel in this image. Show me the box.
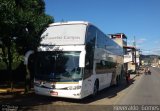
[116,76,119,86]
[92,80,99,97]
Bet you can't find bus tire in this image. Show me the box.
[116,76,119,86]
[92,80,99,97]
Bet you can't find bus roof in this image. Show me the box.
[49,21,91,26]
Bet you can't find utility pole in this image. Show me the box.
[133,36,136,47]
[133,36,137,74]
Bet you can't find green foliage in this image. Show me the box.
[0,0,53,63]
[0,0,53,88]
[0,43,22,69]
[0,0,53,51]
[0,61,7,70]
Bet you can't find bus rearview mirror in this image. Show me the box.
[79,51,86,67]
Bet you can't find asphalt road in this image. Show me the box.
[117,67,160,105]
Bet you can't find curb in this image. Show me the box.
[0,89,8,93]
[130,74,138,80]
[0,88,34,94]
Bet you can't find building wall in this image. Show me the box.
[128,62,136,72]
[113,38,123,47]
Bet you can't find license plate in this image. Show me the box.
[50,91,58,96]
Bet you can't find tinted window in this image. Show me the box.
[86,25,96,46]
[35,51,82,82]
[96,60,117,74]
[84,25,96,79]
[96,29,123,56]
[97,30,106,48]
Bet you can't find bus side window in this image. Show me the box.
[84,59,93,79]
[96,60,117,74]
[84,25,96,79]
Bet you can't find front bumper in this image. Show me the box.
[34,86,82,99]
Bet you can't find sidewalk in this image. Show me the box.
[0,88,26,94]
[0,87,35,94]
[130,74,137,79]
[0,89,8,93]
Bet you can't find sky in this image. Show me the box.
[45,0,160,55]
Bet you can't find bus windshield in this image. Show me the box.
[35,51,82,82]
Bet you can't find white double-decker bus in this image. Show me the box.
[34,21,124,99]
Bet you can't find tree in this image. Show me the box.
[0,0,53,91]
[14,0,53,53]
[0,0,17,89]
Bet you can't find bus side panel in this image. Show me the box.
[96,73,112,90]
[81,75,95,98]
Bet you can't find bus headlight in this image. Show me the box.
[67,86,81,90]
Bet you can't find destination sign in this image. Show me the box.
[47,36,80,40]
[40,24,86,45]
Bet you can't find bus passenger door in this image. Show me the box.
[82,70,93,97]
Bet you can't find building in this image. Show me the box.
[109,33,140,73]
[124,47,140,72]
[108,33,128,73]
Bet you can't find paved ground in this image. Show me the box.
[0,74,139,111]
[117,67,160,105]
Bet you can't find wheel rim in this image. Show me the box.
[93,82,98,96]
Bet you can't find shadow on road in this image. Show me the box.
[68,78,135,104]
